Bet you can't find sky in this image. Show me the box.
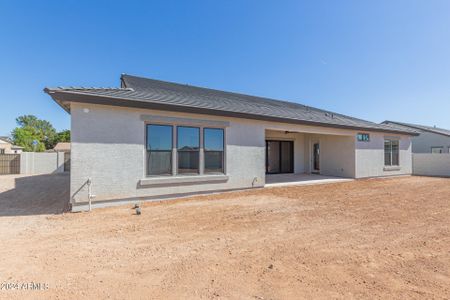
[1,0,450,136]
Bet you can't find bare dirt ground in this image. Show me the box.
[0,175,449,299]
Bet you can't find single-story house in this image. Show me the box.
[45,74,417,211]
[0,136,24,154]
[382,121,450,154]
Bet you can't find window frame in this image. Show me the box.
[384,139,400,166]
[176,126,200,175]
[144,120,227,178]
[203,127,225,174]
[145,124,173,176]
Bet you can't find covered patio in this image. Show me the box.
[264,128,357,186]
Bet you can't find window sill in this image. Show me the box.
[139,174,229,187]
[383,166,401,171]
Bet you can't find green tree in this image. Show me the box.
[11,115,61,151]
[53,129,70,144]
[12,127,46,152]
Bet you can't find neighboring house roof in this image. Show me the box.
[45,74,417,135]
[0,136,12,143]
[0,137,23,149]
[382,121,450,137]
[53,142,71,152]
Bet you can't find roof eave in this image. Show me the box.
[44,88,71,114]
[47,91,419,136]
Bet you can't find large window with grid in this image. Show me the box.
[384,139,399,166]
[146,123,226,177]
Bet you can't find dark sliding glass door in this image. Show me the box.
[266,140,294,174]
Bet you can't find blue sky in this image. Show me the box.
[1,0,450,136]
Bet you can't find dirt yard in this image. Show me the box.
[0,175,449,299]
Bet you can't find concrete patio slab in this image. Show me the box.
[265,173,353,187]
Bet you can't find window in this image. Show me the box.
[146,123,226,177]
[384,139,399,166]
[204,128,224,173]
[0,149,4,154]
[431,147,444,154]
[357,133,370,142]
[146,124,173,175]
[177,126,200,174]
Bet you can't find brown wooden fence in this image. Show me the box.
[0,154,21,174]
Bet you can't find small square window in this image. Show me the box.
[357,133,370,142]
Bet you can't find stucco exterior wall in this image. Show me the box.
[412,153,450,177]
[304,134,356,178]
[70,102,413,209]
[70,103,266,208]
[355,132,412,178]
[411,131,450,153]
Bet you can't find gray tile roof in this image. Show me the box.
[45,74,417,135]
[382,121,450,137]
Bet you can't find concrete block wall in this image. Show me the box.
[20,152,65,175]
[413,154,450,177]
